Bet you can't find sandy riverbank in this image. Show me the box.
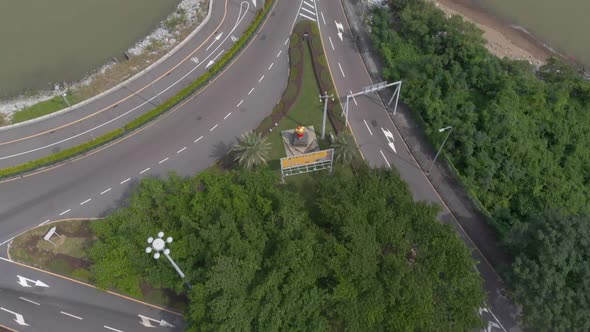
[431,0,555,68]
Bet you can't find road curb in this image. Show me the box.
[0,0,214,132]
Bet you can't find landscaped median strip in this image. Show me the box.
[0,0,275,180]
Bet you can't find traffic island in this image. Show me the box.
[8,219,187,311]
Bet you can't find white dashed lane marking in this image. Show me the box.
[209,124,218,132]
[248,88,255,95]
[380,150,391,168]
[224,112,232,120]
[277,50,282,57]
[363,120,373,136]
[60,311,83,320]
[158,157,169,164]
[177,147,187,154]
[80,198,92,206]
[139,168,150,175]
[120,178,131,184]
[268,62,274,70]
[338,62,345,78]
[259,75,264,83]
[236,100,244,107]
[59,209,71,216]
[19,297,40,306]
[100,188,112,195]
[194,136,203,143]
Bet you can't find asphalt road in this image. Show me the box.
[315,0,519,331]
[0,0,301,330]
[0,0,520,331]
[0,0,252,168]
[0,258,184,332]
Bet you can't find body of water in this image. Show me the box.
[476,0,590,67]
[0,0,181,99]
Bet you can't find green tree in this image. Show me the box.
[331,133,358,165]
[231,131,271,170]
[314,168,485,330]
[504,210,590,331]
[90,167,485,331]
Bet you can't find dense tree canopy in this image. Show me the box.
[89,167,484,330]
[371,1,590,328]
[504,210,590,331]
[371,0,590,235]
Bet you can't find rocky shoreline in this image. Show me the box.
[0,0,206,118]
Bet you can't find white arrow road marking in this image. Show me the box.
[484,320,501,332]
[17,275,49,288]
[252,0,256,8]
[206,32,224,51]
[1,307,29,326]
[231,35,238,42]
[138,314,175,328]
[335,21,344,41]
[190,57,199,64]
[206,49,225,69]
[478,307,489,316]
[381,128,397,153]
[206,60,215,69]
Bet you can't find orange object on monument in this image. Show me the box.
[295,125,305,138]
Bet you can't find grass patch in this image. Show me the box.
[11,93,84,123]
[9,219,187,310]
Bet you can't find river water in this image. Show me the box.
[476,0,590,67]
[0,0,181,99]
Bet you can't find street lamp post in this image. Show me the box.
[319,91,334,139]
[62,93,71,108]
[427,126,453,174]
[145,231,187,281]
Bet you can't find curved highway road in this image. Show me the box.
[0,0,253,168]
[0,0,301,330]
[0,0,520,331]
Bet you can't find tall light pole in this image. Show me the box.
[427,126,452,174]
[62,93,71,108]
[319,91,334,139]
[145,231,187,280]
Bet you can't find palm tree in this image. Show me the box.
[331,133,357,165]
[231,131,271,170]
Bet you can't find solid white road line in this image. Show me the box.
[60,311,83,320]
[277,50,282,57]
[321,12,326,25]
[338,62,346,78]
[19,297,40,306]
[80,198,92,206]
[329,36,335,50]
[224,112,232,120]
[209,124,218,132]
[363,119,373,136]
[212,49,225,63]
[120,178,131,184]
[100,188,112,195]
[259,75,265,83]
[380,150,391,168]
[59,209,71,216]
[248,88,255,95]
[299,13,317,21]
[104,326,124,332]
[268,62,274,70]
[177,147,187,154]
[0,257,11,262]
[40,220,51,226]
[236,100,244,107]
[194,136,203,143]
[139,168,150,174]
[158,157,169,164]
